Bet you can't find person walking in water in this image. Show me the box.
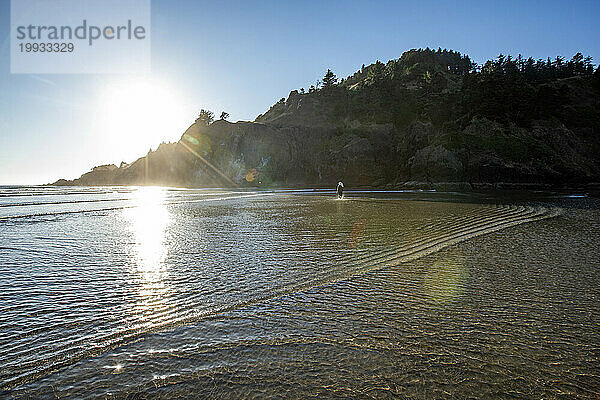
[336,181,344,199]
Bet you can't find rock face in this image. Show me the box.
[57,108,403,187]
[55,99,600,188]
[409,145,464,181]
[54,50,600,188]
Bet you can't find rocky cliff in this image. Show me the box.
[54,48,600,189]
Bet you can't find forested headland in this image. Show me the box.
[55,48,600,189]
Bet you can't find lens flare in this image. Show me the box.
[348,218,367,249]
[423,251,468,304]
[245,168,258,182]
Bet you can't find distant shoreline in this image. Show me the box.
[40,181,600,193]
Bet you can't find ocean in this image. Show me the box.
[0,186,598,398]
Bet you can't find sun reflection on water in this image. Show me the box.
[129,187,170,277]
[125,187,171,320]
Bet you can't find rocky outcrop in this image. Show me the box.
[55,110,600,188]
[255,91,330,128]
[409,145,464,181]
[53,50,600,189]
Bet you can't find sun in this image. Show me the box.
[96,77,193,164]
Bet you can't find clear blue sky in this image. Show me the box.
[1,0,599,184]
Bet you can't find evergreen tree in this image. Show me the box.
[323,69,338,88]
[219,111,229,120]
[195,109,214,126]
[571,53,584,74]
[366,61,385,83]
[584,56,594,74]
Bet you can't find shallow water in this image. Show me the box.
[0,186,598,398]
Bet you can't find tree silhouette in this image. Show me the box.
[323,69,337,88]
[196,109,214,126]
[584,56,594,74]
[220,111,230,120]
[553,56,564,68]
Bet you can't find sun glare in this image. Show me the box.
[124,187,171,322]
[129,186,170,277]
[96,78,192,163]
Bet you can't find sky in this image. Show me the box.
[0,0,599,185]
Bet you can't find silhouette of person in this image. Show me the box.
[336,181,344,199]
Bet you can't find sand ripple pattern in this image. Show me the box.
[0,187,560,392]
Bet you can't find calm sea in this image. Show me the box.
[0,186,598,398]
